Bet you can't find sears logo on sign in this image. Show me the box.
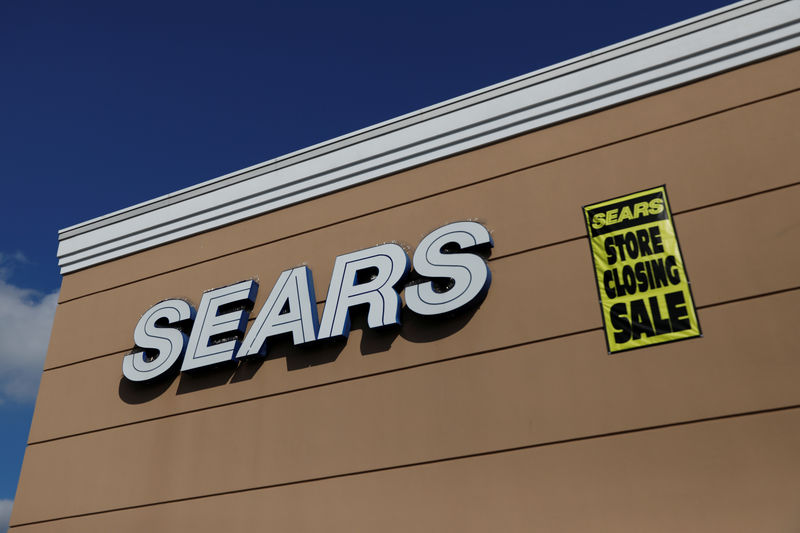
[123,222,493,382]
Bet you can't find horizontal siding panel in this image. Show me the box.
[12,407,800,531]
[15,290,800,523]
[44,93,800,369]
[57,51,800,302]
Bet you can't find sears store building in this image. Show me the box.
[11,1,800,530]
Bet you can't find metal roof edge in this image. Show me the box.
[57,0,800,273]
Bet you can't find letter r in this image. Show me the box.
[317,244,410,339]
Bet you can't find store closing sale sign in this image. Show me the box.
[583,186,701,353]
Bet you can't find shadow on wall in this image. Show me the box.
[357,304,479,354]
[118,303,479,404]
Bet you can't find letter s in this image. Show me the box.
[649,197,664,215]
[123,299,195,382]
[406,221,493,316]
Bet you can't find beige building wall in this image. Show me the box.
[11,47,800,531]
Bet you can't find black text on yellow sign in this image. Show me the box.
[583,186,701,353]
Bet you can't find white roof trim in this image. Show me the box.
[57,0,800,274]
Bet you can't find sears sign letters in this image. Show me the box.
[123,222,492,382]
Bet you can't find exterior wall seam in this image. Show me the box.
[14,404,800,529]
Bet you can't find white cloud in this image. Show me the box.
[0,255,58,404]
[0,499,12,533]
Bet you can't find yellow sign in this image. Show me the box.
[583,186,701,353]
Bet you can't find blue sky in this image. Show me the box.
[0,0,733,528]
